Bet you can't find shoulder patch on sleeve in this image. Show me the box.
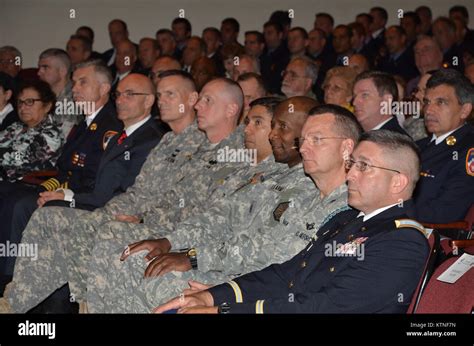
[395,219,427,237]
[466,148,474,176]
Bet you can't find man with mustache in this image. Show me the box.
[414,69,474,223]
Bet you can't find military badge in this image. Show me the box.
[102,130,119,150]
[446,135,456,146]
[90,123,97,131]
[273,201,290,222]
[466,148,474,177]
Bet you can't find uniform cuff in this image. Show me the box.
[208,281,243,305]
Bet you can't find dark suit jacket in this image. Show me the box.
[209,201,429,313]
[414,124,474,223]
[376,46,419,82]
[379,116,409,136]
[41,101,122,193]
[69,117,165,209]
[101,48,115,66]
[260,43,291,94]
[0,108,19,132]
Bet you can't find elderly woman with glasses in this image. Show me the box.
[322,66,358,111]
[0,80,63,182]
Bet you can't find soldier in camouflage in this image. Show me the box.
[84,102,362,313]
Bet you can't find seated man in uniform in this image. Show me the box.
[156,130,430,314]
[414,68,474,223]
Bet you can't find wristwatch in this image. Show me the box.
[186,248,198,270]
[217,302,231,314]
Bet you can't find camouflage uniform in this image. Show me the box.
[0,114,63,182]
[86,167,350,313]
[403,117,428,141]
[6,123,245,311]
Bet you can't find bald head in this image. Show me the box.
[276,96,320,118]
[115,73,155,127]
[207,78,244,116]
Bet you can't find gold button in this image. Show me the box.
[329,267,335,272]
[360,226,367,231]
[301,261,307,268]
[68,171,72,176]
[347,234,354,241]
[289,281,294,288]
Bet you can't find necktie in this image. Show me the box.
[117,131,127,145]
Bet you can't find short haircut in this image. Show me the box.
[203,27,221,39]
[416,6,432,19]
[323,66,358,92]
[315,12,335,26]
[270,10,292,27]
[154,55,181,69]
[388,25,407,37]
[449,5,469,21]
[433,17,456,33]
[76,26,94,42]
[264,21,284,33]
[140,37,160,50]
[289,27,309,39]
[237,54,260,73]
[172,17,192,33]
[348,22,366,37]
[370,7,388,22]
[222,17,240,33]
[334,24,353,38]
[403,11,421,26]
[17,79,56,108]
[245,30,264,44]
[289,56,319,84]
[426,68,474,104]
[355,70,398,100]
[359,130,421,190]
[39,48,71,74]
[356,13,373,24]
[156,29,176,40]
[237,72,267,94]
[310,28,326,39]
[210,77,244,114]
[69,34,92,52]
[109,19,127,32]
[0,45,22,60]
[249,96,281,116]
[187,36,207,53]
[73,59,113,85]
[308,104,363,143]
[158,69,196,91]
[0,72,14,92]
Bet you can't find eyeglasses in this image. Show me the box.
[17,98,42,107]
[299,135,347,146]
[112,91,151,99]
[345,158,400,174]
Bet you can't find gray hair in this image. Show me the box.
[39,48,71,74]
[290,56,319,84]
[73,59,113,85]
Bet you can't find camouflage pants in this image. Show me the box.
[86,239,226,313]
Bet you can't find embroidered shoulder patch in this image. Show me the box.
[466,148,474,176]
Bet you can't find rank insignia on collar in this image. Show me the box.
[466,148,474,177]
[306,222,315,230]
[446,135,456,146]
[90,123,97,131]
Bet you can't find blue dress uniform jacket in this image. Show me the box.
[208,201,429,313]
[40,100,122,193]
[379,116,409,136]
[67,117,166,210]
[414,124,474,223]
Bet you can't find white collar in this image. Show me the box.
[125,115,151,136]
[85,105,104,127]
[371,117,392,130]
[372,28,384,39]
[431,124,464,145]
[357,203,399,222]
[0,103,14,121]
